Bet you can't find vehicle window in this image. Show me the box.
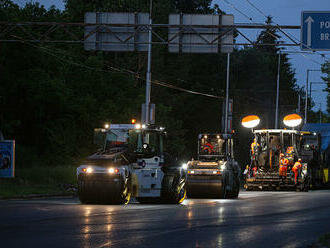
[199,135,226,156]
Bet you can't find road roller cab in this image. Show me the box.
[186,133,240,198]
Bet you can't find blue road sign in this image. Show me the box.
[301,11,330,51]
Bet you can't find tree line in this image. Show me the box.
[1,0,328,168]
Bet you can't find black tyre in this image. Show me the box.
[78,177,131,205]
[219,179,228,199]
[78,179,92,204]
[228,178,240,199]
[161,174,186,204]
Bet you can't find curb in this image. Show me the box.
[0,192,76,200]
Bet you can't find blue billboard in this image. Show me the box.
[301,11,330,51]
[0,140,15,178]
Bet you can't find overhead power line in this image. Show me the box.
[243,0,329,60]
[14,36,223,100]
[221,0,326,66]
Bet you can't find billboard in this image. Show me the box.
[0,140,15,178]
[168,14,234,53]
[84,12,149,52]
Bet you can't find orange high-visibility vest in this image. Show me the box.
[293,161,302,171]
[279,158,289,171]
[251,142,259,154]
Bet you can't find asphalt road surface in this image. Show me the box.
[1,191,330,248]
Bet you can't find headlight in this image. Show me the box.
[108,168,119,174]
[182,163,188,170]
[188,170,194,174]
[86,167,93,173]
[220,164,226,170]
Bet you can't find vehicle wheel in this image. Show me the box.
[78,179,92,204]
[118,177,131,205]
[161,174,186,204]
[219,179,228,199]
[228,178,240,199]
[78,177,131,205]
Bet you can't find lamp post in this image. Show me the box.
[304,69,321,124]
[145,0,153,124]
[275,52,281,129]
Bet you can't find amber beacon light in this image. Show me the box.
[241,115,260,129]
[283,114,302,128]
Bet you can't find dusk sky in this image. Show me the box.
[12,0,330,112]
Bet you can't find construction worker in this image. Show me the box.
[243,165,249,180]
[292,158,302,185]
[250,138,260,158]
[250,138,260,168]
[285,146,295,168]
[252,165,258,178]
[279,153,289,181]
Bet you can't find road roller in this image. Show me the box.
[186,133,241,198]
[76,123,187,204]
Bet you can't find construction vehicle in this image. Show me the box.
[186,133,241,198]
[302,123,330,187]
[245,129,324,191]
[77,124,187,204]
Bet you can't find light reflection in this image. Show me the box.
[217,234,223,247]
[82,206,93,248]
[217,207,224,224]
[84,207,92,217]
[187,210,193,220]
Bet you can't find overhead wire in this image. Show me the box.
[13,35,223,99]
[244,0,329,60]
[221,0,327,65]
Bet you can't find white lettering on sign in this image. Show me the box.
[321,33,330,40]
[320,21,330,29]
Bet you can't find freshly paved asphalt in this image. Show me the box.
[1,191,330,248]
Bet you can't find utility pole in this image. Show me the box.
[305,69,310,124]
[145,0,153,124]
[319,103,322,124]
[298,94,301,113]
[225,53,230,134]
[275,52,281,129]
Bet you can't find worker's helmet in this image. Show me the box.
[246,165,249,169]
[280,153,284,157]
[298,158,302,162]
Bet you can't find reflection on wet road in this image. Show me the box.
[1,191,330,247]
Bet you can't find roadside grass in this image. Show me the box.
[0,166,77,198]
[319,233,330,247]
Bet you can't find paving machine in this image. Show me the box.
[186,133,241,198]
[246,129,324,191]
[77,124,187,204]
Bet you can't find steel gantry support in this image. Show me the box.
[0,22,301,47]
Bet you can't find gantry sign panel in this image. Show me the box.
[84,12,149,52]
[168,14,234,53]
[84,12,234,54]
